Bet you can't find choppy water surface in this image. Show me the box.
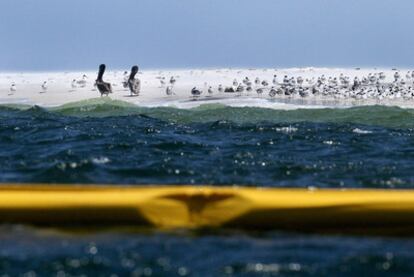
[1,99,414,276]
[1,99,414,187]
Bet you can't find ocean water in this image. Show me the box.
[1,98,414,187]
[1,98,414,276]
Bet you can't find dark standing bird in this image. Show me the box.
[191,87,202,97]
[95,64,112,96]
[128,65,140,96]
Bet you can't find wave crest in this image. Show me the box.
[0,98,413,128]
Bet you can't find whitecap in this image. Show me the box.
[91,157,110,164]
[275,126,298,133]
[353,128,373,134]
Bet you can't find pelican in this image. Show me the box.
[127,65,140,96]
[95,64,112,96]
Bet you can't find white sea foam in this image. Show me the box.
[275,126,298,133]
[91,157,110,164]
[352,128,373,134]
[323,140,340,145]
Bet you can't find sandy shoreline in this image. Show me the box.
[0,67,413,109]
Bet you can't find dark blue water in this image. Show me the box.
[1,226,413,277]
[1,101,414,188]
[1,99,414,276]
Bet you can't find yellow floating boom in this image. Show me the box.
[1,185,414,234]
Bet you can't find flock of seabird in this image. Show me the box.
[6,64,141,97]
[158,75,177,96]
[187,70,414,101]
[7,66,414,102]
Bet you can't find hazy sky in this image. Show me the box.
[1,0,413,71]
